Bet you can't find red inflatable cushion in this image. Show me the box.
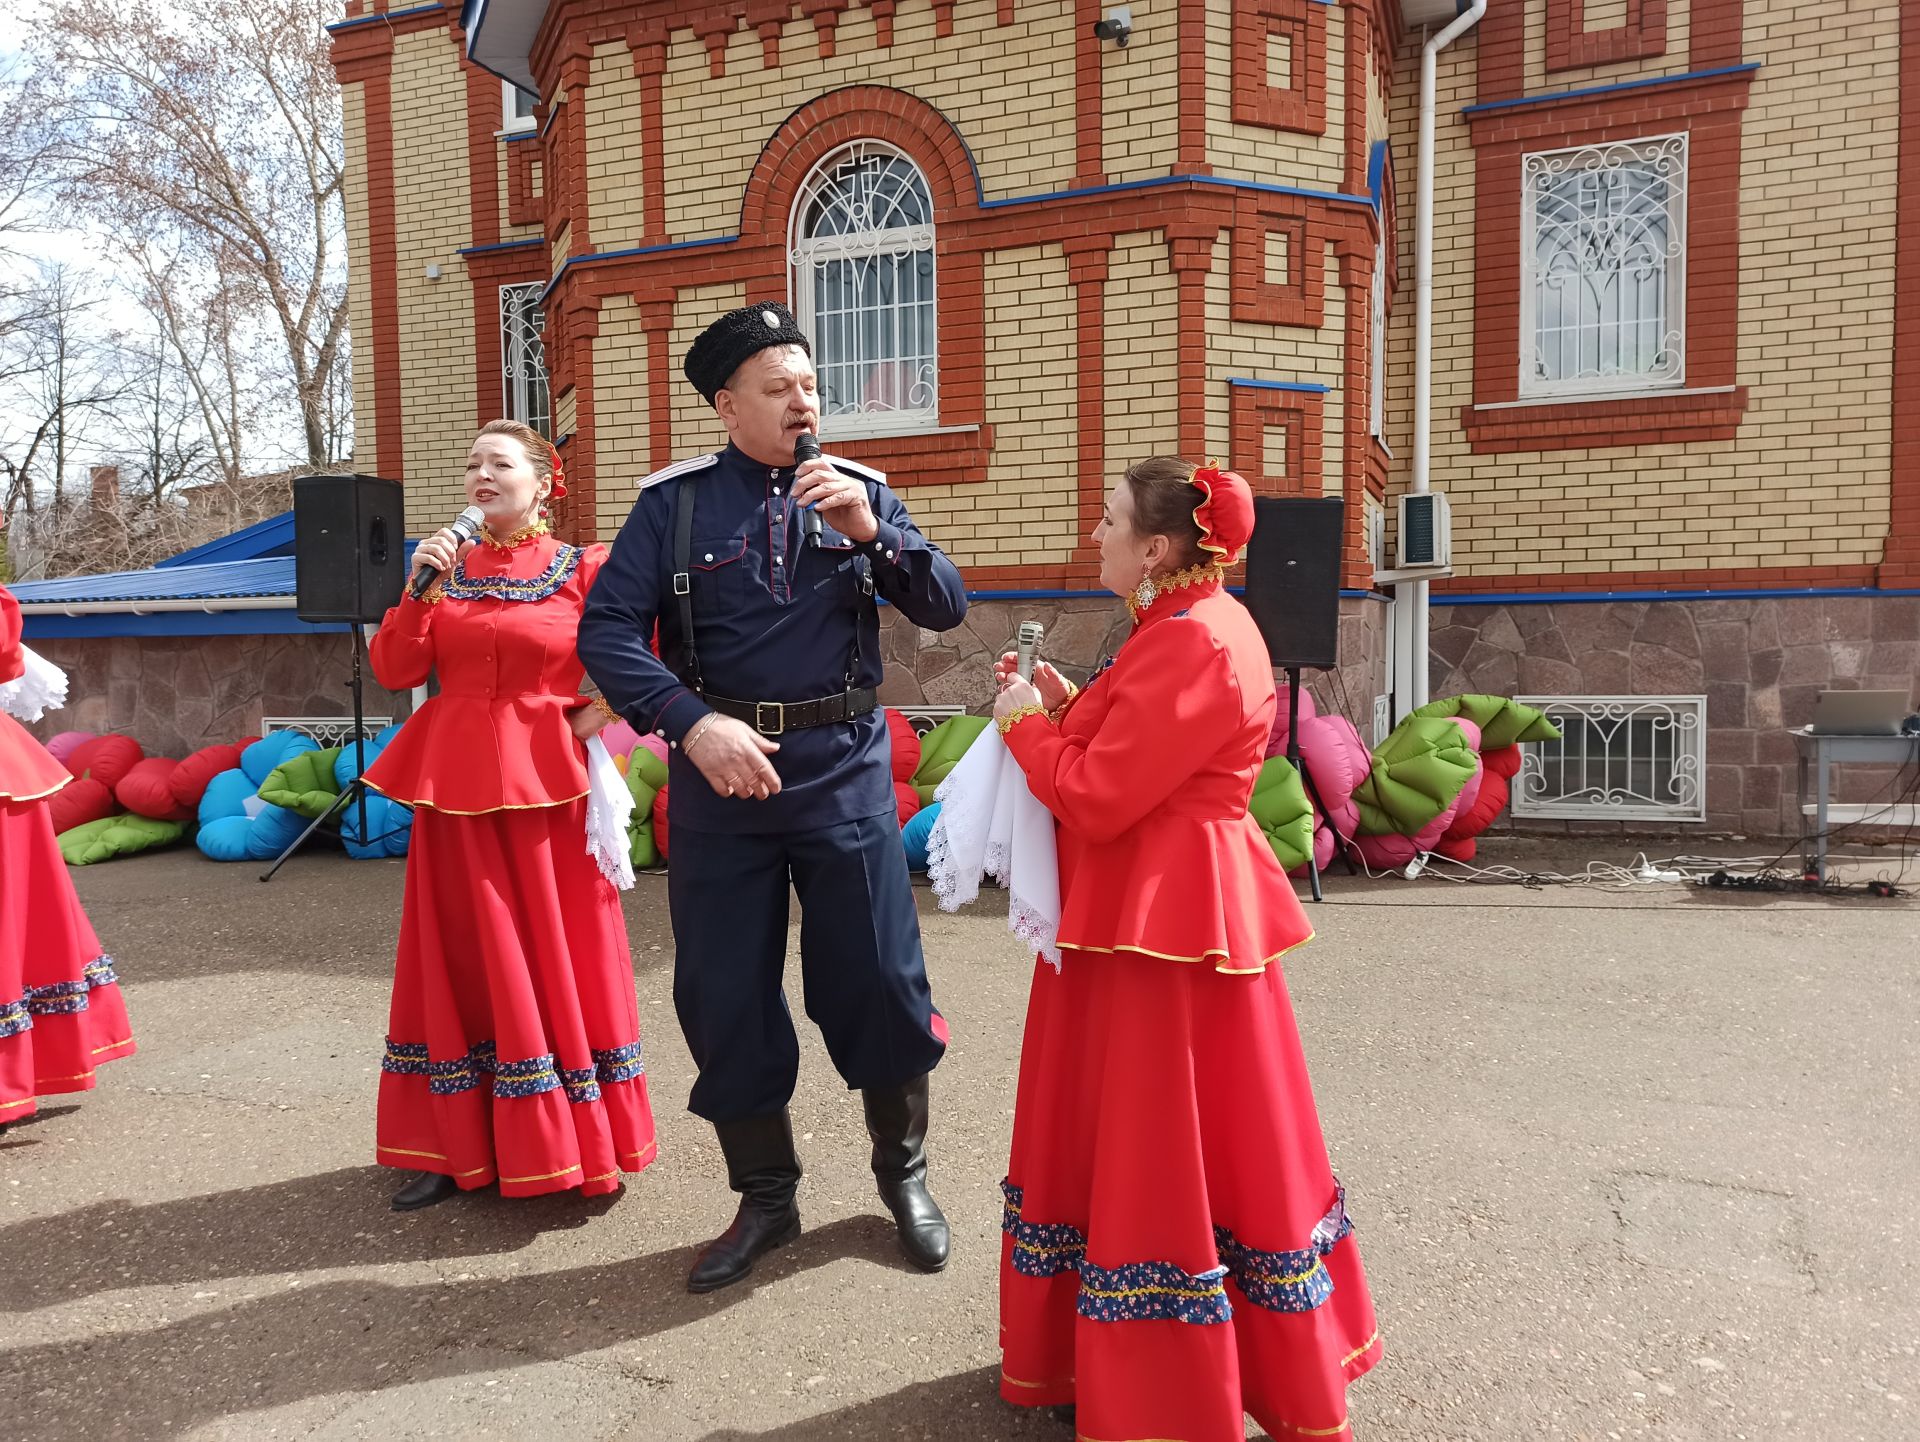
[171,743,244,811]
[894,779,923,826]
[116,757,192,822]
[884,709,921,783]
[48,776,115,834]
[67,733,144,789]
[1482,744,1523,780]
[652,786,670,861]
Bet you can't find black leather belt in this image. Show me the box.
[703,687,877,735]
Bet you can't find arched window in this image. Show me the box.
[789,141,938,436]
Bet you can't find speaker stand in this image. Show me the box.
[259,624,408,882]
[1281,666,1362,901]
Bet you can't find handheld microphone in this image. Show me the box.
[794,431,824,549]
[1016,620,1044,682]
[409,505,486,599]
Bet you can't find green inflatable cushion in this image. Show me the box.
[258,746,345,819]
[60,812,189,865]
[910,714,991,806]
[1354,716,1480,838]
[624,746,669,870]
[1248,757,1316,872]
[1410,693,1562,750]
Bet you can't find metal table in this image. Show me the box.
[1792,728,1920,883]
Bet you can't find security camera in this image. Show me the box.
[1092,6,1132,45]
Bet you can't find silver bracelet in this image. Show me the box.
[683,714,718,757]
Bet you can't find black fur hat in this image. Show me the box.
[683,302,812,405]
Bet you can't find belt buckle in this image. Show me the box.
[755,701,785,735]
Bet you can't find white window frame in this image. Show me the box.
[499,282,550,437]
[502,80,538,134]
[788,140,939,441]
[1519,133,1688,400]
[1512,694,1707,824]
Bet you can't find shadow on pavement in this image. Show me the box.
[0,1213,902,1437]
[696,1364,1072,1441]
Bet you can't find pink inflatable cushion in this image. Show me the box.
[1264,685,1320,759]
[44,731,93,766]
[599,718,642,762]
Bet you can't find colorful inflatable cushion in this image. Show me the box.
[59,812,188,866]
[911,714,990,806]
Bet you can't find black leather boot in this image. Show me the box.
[687,1110,803,1294]
[863,1073,949,1272]
[391,1171,460,1212]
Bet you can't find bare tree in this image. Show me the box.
[37,0,349,472]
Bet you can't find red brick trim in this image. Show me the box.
[1337,240,1369,585]
[1229,385,1323,496]
[1230,194,1324,327]
[1170,226,1216,456]
[1177,0,1210,173]
[692,6,742,78]
[627,24,669,242]
[1431,562,1882,596]
[638,293,676,471]
[1474,0,1526,108]
[506,141,543,227]
[360,59,405,480]
[1076,0,1105,185]
[1461,387,1749,454]
[1465,67,1753,451]
[557,52,593,258]
[1232,0,1327,135]
[1344,0,1366,194]
[801,0,849,57]
[552,299,601,541]
[870,0,897,47]
[1690,0,1744,70]
[823,426,996,487]
[1545,0,1667,74]
[461,44,502,250]
[1889,0,1920,587]
[1067,237,1111,567]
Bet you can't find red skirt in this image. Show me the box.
[0,797,136,1124]
[999,950,1381,1442]
[375,802,657,1197]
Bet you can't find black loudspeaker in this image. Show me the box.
[293,474,406,623]
[1243,496,1344,670]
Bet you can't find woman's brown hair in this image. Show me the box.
[1122,456,1205,567]
[476,419,556,484]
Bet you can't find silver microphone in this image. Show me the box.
[1015,620,1044,682]
[410,505,486,599]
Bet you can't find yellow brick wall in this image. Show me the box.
[1204,0,1348,192]
[342,83,376,471]
[586,45,649,250]
[1204,230,1350,495]
[1104,232,1181,485]
[555,387,578,449]
[657,0,1077,243]
[591,295,651,534]
[1102,0,1180,183]
[670,283,743,462]
[1383,0,1900,578]
[392,29,476,522]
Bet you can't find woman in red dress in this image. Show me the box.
[989,458,1380,1441]
[0,532,136,1132]
[365,419,657,1210]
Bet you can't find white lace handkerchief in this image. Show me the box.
[0,645,69,723]
[926,723,1062,969]
[583,734,636,891]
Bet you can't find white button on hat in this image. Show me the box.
[762,309,780,327]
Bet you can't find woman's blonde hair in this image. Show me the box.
[476,419,556,484]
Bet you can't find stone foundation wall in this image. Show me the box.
[23,633,413,760]
[1431,595,1920,837]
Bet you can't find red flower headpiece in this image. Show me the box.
[1191,464,1254,566]
[547,442,568,500]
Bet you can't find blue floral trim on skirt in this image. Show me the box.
[1001,1178,1353,1324]
[1,956,121,1037]
[381,1035,644,1104]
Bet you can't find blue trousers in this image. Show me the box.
[667,812,947,1122]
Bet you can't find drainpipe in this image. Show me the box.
[1404,0,1486,714]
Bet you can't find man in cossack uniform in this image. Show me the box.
[579,303,967,1292]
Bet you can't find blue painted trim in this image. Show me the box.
[1435,585,1920,607]
[21,612,344,640]
[1367,141,1391,207]
[458,238,544,258]
[156,512,296,568]
[1460,64,1761,117]
[325,2,445,33]
[502,130,540,144]
[1229,378,1330,394]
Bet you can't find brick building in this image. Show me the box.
[327,0,1919,837]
